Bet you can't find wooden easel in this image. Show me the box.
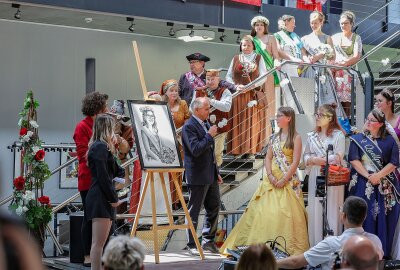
[130,168,205,263]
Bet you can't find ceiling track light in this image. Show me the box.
[126,17,135,32]
[167,22,175,36]
[218,28,226,42]
[12,3,21,20]
[234,30,241,44]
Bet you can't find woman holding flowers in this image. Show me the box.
[301,11,336,106]
[303,104,345,246]
[226,35,267,158]
[86,114,125,270]
[220,107,309,255]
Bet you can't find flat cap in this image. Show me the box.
[186,52,210,62]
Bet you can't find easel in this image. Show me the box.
[130,168,205,263]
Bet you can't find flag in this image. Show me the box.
[231,0,262,6]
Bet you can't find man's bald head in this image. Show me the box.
[342,235,379,270]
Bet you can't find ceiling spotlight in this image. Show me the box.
[126,17,135,32]
[234,30,241,44]
[218,28,226,42]
[12,3,21,20]
[167,22,175,36]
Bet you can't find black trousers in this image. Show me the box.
[186,182,220,247]
[80,190,92,256]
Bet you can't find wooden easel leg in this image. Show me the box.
[171,174,205,259]
[149,172,160,264]
[130,172,149,238]
[159,172,174,226]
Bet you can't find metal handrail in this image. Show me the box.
[7,142,76,150]
[51,156,138,213]
[115,209,245,219]
[353,0,395,32]
[357,30,400,64]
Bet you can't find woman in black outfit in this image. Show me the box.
[86,114,124,270]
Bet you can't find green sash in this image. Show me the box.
[253,37,280,86]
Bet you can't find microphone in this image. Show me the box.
[327,144,333,151]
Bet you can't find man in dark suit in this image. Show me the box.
[182,97,223,255]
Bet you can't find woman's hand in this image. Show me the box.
[312,157,326,166]
[275,178,287,188]
[269,175,277,186]
[368,173,381,185]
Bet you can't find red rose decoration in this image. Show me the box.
[237,63,243,70]
[13,176,25,191]
[19,127,28,136]
[34,149,45,161]
[38,196,50,205]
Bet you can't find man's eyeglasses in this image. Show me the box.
[188,60,200,64]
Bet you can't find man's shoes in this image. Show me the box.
[83,262,91,267]
[202,242,220,254]
[186,246,200,256]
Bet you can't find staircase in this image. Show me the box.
[374,61,400,112]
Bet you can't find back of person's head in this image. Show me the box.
[81,91,109,116]
[102,236,146,270]
[342,196,367,226]
[236,244,277,270]
[341,235,379,270]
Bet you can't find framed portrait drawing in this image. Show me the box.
[59,152,78,189]
[127,100,183,169]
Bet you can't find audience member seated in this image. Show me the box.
[341,235,379,270]
[102,235,146,270]
[277,196,384,270]
[236,244,277,270]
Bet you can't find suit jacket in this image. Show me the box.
[182,116,218,185]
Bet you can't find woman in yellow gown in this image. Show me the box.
[220,106,309,256]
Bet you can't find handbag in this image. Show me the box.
[328,164,350,186]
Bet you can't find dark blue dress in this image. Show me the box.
[348,134,400,256]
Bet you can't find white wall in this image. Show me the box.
[0,19,238,201]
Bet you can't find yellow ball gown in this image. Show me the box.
[219,142,309,255]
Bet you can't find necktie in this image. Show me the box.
[204,121,210,131]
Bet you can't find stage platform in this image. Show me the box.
[43,251,224,270]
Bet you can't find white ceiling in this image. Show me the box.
[0,1,247,44]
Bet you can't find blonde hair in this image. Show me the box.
[88,114,116,154]
[340,10,356,25]
[278,15,295,31]
[310,11,325,23]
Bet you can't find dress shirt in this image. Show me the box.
[304,227,383,270]
[190,87,232,113]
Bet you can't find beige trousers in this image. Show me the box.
[214,132,227,167]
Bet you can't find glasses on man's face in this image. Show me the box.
[366,118,379,123]
[188,60,200,64]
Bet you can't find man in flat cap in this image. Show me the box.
[179,53,240,106]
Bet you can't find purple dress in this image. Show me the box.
[348,134,400,256]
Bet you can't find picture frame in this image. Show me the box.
[59,151,78,189]
[127,100,183,169]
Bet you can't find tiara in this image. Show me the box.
[251,16,269,27]
[381,88,394,98]
[162,81,178,93]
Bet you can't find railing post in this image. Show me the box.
[364,77,375,118]
[350,73,356,126]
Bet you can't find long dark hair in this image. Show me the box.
[378,88,395,113]
[365,109,388,138]
[278,106,296,149]
[315,103,345,136]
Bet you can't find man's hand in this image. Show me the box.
[217,174,223,185]
[110,200,122,207]
[208,125,218,137]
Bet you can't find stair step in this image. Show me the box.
[220,171,249,182]
[379,68,400,77]
[391,62,400,69]
[221,159,263,170]
[375,76,400,82]
[374,84,400,91]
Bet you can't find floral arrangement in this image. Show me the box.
[9,91,52,232]
[317,43,334,60]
